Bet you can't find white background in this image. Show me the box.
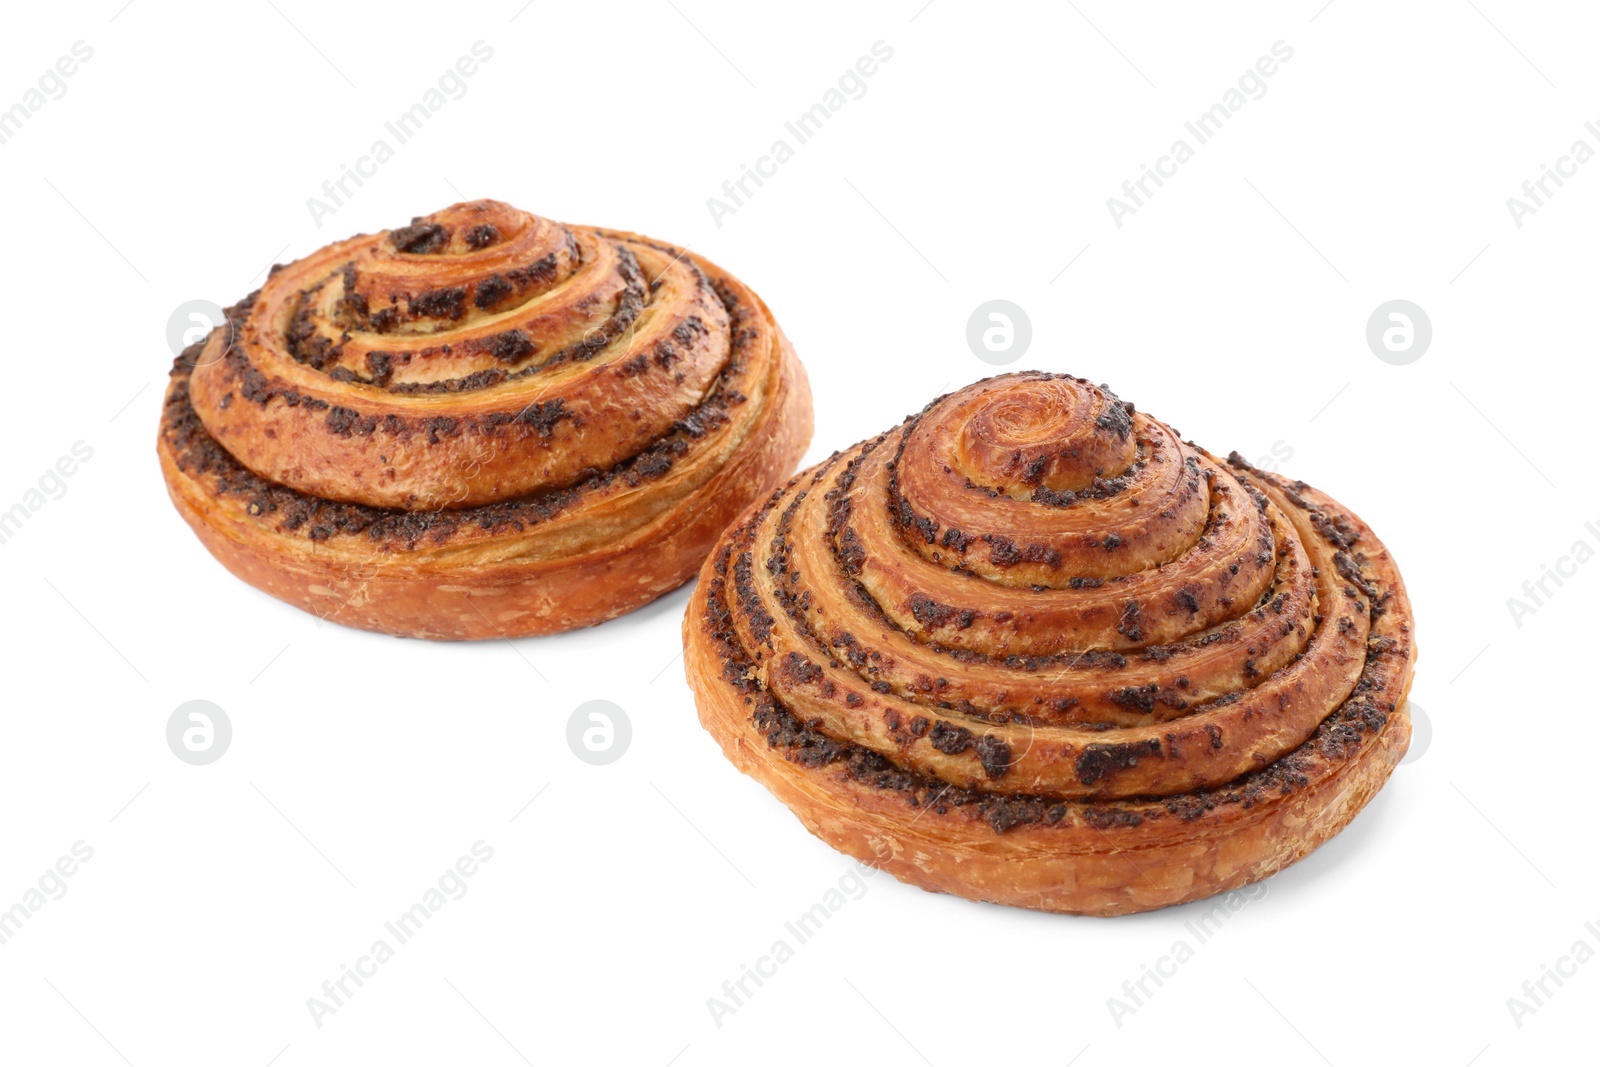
[1,1,1595,1064]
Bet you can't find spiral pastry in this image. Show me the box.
[684,372,1415,916]
[158,201,812,638]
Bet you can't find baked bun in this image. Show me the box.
[683,372,1414,916]
[159,201,812,638]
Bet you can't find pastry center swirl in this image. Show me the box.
[950,377,1139,493]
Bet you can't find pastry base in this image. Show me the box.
[159,345,811,641]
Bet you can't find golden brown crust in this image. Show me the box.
[682,372,1415,916]
[158,201,812,639]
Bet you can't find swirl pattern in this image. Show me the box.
[159,201,812,638]
[684,372,1415,915]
